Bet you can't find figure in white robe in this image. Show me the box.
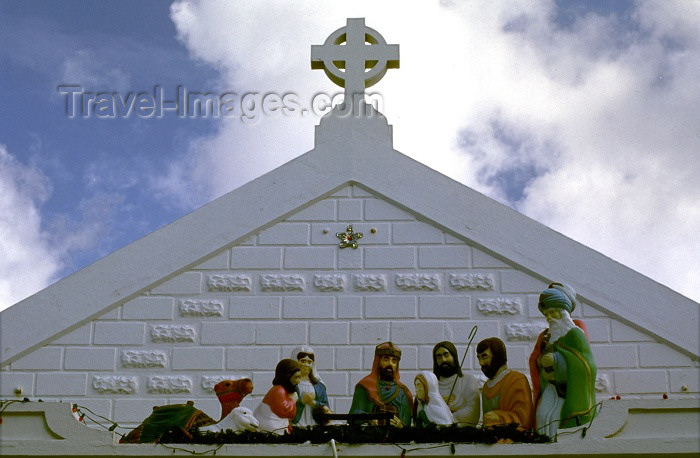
[414,371,454,426]
[433,341,480,425]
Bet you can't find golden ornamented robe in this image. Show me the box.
[481,369,534,430]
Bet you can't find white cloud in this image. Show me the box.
[61,49,132,93]
[147,148,210,211]
[168,0,699,301]
[0,145,63,311]
[0,146,132,311]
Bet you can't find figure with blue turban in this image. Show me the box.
[529,283,597,438]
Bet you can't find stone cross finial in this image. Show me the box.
[312,18,399,115]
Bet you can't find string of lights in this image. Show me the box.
[73,404,126,435]
[1,398,611,456]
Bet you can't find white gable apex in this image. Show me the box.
[1,109,697,365]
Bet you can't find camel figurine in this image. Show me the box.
[119,378,253,443]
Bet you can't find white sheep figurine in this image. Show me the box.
[200,406,260,433]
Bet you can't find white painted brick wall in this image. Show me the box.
[284,247,336,269]
[581,318,611,343]
[337,296,362,318]
[363,198,413,220]
[593,345,639,368]
[4,187,697,428]
[230,297,281,319]
[231,247,282,269]
[52,324,92,345]
[10,347,63,370]
[611,321,657,342]
[639,344,695,367]
[613,370,669,393]
[350,321,390,344]
[194,251,229,269]
[227,347,280,370]
[310,322,350,344]
[302,346,334,371]
[322,372,350,396]
[96,307,121,320]
[200,322,255,344]
[472,250,511,268]
[93,322,145,345]
[172,348,224,370]
[418,346,438,368]
[337,199,363,221]
[64,348,117,371]
[150,272,202,295]
[449,320,500,343]
[418,246,470,268]
[337,248,363,269]
[256,322,308,344]
[391,321,445,344]
[501,271,548,293]
[258,223,310,245]
[336,346,363,369]
[365,296,416,319]
[122,297,174,320]
[287,200,336,221]
[0,372,34,396]
[364,247,415,269]
[36,373,88,396]
[392,222,445,244]
[669,368,699,393]
[419,296,471,318]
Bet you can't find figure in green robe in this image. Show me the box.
[349,341,413,427]
[530,283,597,437]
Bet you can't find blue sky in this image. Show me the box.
[1,1,219,270]
[1,0,699,310]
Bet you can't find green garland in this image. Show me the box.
[159,424,550,445]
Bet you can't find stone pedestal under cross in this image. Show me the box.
[311,18,399,116]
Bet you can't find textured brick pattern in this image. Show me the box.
[3,186,697,425]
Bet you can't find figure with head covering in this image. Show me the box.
[476,337,534,430]
[529,283,597,437]
[414,371,454,427]
[432,341,480,426]
[349,341,413,427]
[254,359,301,434]
[290,345,331,426]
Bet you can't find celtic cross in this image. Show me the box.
[311,18,399,114]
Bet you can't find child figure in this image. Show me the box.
[254,359,301,434]
[414,371,454,426]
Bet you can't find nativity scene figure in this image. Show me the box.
[349,341,413,428]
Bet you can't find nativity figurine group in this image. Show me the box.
[121,282,597,441]
[253,346,331,434]
[345,282,597,435]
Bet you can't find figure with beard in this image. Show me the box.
[254,359,301,434]
[349,341,413,427]
[477,337,533,429]
[529,283,597,437]
[432,341,480,426]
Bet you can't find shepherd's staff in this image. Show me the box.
[446,325,478,407]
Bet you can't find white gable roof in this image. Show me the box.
[1,109,698,365]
